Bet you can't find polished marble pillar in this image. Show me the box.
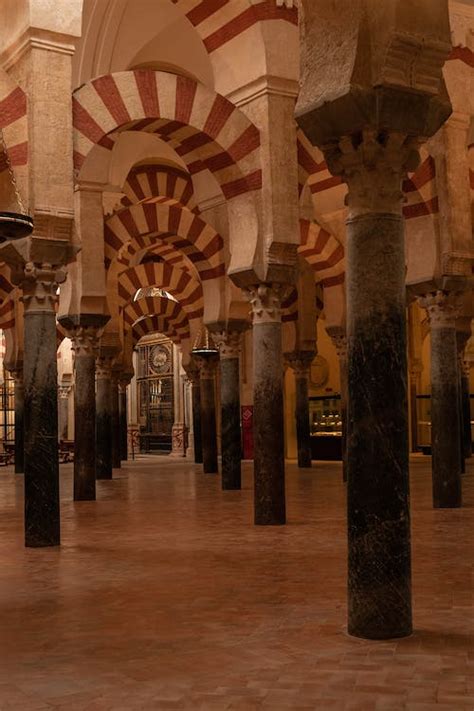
[22,264,66,547]
[213,329,243,489]
[196,355,219,474]
[286,351,314,469]
[58,385,70,441]
[119,381,128,462]
[461,360,472,460]
[330,333,348,482]
[420,291,463,508]
[409,362,422,454]
[190,367,203,464]
[111,375,121,469]
[245,284,287,525]
[12,370,24,475]
[96,357,113,480]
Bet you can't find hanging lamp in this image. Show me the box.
[191,327,218,359]
[0,129,33,241]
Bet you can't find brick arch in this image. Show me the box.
[171,0,297,55]
[123,294,190,342]
[73,69,261,199]
[105,201,225,280]
[298,220,345,288]
[132,315,185,347]
[118,262,204,319]
[0,71,28,181]
[0,297,14,330]
[117,241,198,281]
[122,164,198,212]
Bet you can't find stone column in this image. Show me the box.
[286,351,314,469]
[461,360,472,460]
[111,374,121,469]
[22,262,66,547]
[196,355,219,474]
[170,358,187,457]
[419,291,463,508]
[184,376,195,459]
[213,330,243,490]
[329,332,348,482]
[325,133,418,639]
[409,362,422,454]
[96,357,114,480]
[12,370,24,475]
[119,381,128,462]
[58,385,71,441]
[245,284,287,525]
[190,365,203,464]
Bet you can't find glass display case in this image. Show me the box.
[309,395,342,460]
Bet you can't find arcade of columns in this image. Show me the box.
[0,0,472,640]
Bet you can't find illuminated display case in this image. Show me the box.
[309,395,342,461]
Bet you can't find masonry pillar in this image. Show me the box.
[111,374,121,469]
[286,351,314,469]
[58,385,70,441]
[419,291,463,507]
[196,355,219,474]
[329,332,348,481]
[12,369,24,475]
[96,356,114,480]
[190,365,203,464]
[326,134,417,639]
[408,362,422,453]
[245,284,287,525]
[213,329,244,489]
[170,350,187,457]
[22,262,66,547]
[119,381,128,462]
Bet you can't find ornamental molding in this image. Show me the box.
[418,290,464,329]
[243,283,291,325]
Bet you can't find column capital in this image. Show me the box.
[58,385,72,399]
[285,350,315,378]
[418,290,464,329]
[8,367,23,384]
[327,328,348,360]
[212,330,242,360]
[462,360,472,379]
[95,356,114,380]
[16,262,67,314]
[324,131,421,218]
[68,325,103,357]
[243,283,291,325]
[195,354,219,379]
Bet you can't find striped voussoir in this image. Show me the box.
[73,70,261,199]
[122,164,198,212]
[298,219,345,288]
[0,73,27,177]
[447,45,474,68]
[0,271,14,302]
[0,297,15,331]
[118,262,204,320]
[171,0,297,55]
[123,295,190,341]
[105,202,225,280]
[131,314,189,346]
[117,242,199,281]
[403,152,438,220]
[282,287,298,323]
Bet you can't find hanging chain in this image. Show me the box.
[0,127,26,214]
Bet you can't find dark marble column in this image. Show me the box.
[328,330,348,482]
[286,351,314,469]
[12,370,24,475]
[409,364,422,453]
[119,382,128,462]
[111,375,121,469]
[22,265,65,547]
[461,360,472,460]
[213,330,243,489]
[58,385,70,441]
[420,291,463,508]
[72,333,97,500]
[245,284,287,525]
[191,369,203,464]
[96,357,113,480]
[326,134,417,640]
[196,356,219,474]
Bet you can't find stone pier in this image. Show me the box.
[286,351,314,469]
[96,356,114,480]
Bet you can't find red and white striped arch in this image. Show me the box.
[0,297,14,331]
[132,314,186,347]
[73,70,261,199]
[403,150,438,220]
[298,220,345,288]
[123,294,190,341]
[171,0,297,55]
[105,202,225,279]
[118,262,204,319]
[122,164,198,212]
[0,72,27,182]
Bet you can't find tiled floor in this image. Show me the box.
[0,456,473,710]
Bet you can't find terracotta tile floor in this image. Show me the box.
[0,456,473,710]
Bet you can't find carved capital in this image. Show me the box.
[16,262,67,314]
[329,332,348,361]
[58,385,72,400]
[69,326,103,357]
[461,360,472,379]
[212,330,242,360]
[195,354,219,379]
[285,350,315,378]
[243,283,289,325]
[418,290,464,329]
[95,356,114,380]
[324,131,421,217]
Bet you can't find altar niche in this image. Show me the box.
[136,335,175,454]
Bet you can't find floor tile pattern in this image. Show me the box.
[0,456,473,710]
